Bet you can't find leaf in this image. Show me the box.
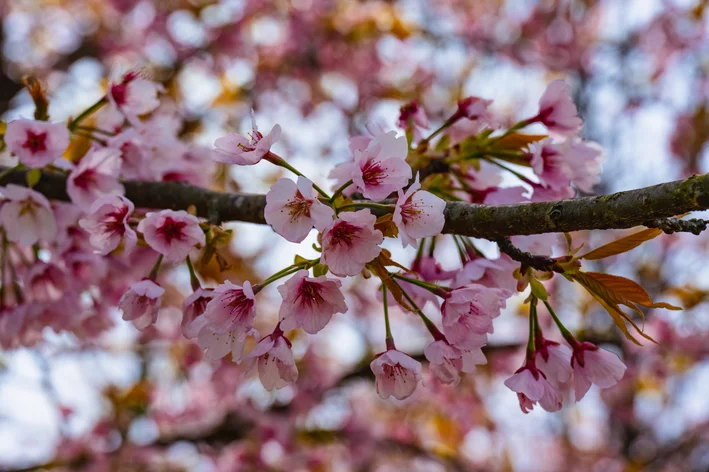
[313,263,328,277]
[375,213,399,238]
[572,271,659,345]
[25,168,41,188]
[294,254,309,265]
[367,259,412,312]
[584,272,682,310]
[580,228,663,260]
[493,133,547,151]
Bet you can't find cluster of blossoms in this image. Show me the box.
[0,72,635,411]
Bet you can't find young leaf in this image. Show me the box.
[580,228,663,261]
[493,133,547,152]
[583,272,682,310]
[26,168,42,188]
[367,259,412,312]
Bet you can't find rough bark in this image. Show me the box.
[3,168,709,239]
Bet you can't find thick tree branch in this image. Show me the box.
[3,168,709,238]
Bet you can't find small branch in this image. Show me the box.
[496,237,562,273]
[3,167,709,240]
[644,217,708,235]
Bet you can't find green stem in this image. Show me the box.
[185,256,201,291]
[266,153,331,199]
[484,158,535,186]
[1,232,7,306]
[489,119,532,143]
[419,117,456,147]
[336,202,394,213]
[391,273,448,295]
[543,299,577,345]
[68,97,108,131]
[329,180,353,204]
[149,254,164,281]
[428,236,437,257]
[73,131,107,146]
[0,164,22,183]
[382,285,394,349]
[76,125,116,137]
[527,296,537,359]
[391,277,445,341]
[257,258,320,291]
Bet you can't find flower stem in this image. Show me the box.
[0,164,22,182]
[484,158,536,186]
[257,258,319,290]
[527,296,537,359]
[543,299,577,346]
[1,232,7,306]
[68,97,108,131]
[329,180,353,204]
[76,125,116,137]
[149,254,164,281]
[185,256,201,291]
[382,285,395,350]
[336,202,394,213]
[419,117,457,147]
[266,152,331,200]
[390,273,448,296]
[391,277,445,341]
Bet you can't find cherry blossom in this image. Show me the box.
[25,262,67,302]
[455,96,493,121]
[534,79,583,137]
[213,114,282,166]
[4,119,69,168]
[78,195,137,255]
[118,279,165,330]
[535,338,573,388]
[571,342,627,401]
[277,270,347,334]
[203,281,257,334]
[397,101,429,140]
[504,362,563,413]
[247,330,298,391]
[330,130,411,200]
[197,325,258,363]
[264,177,334,243]
[137,210,205,262]
[181,288,214,339]
[441,284,508,349]
[370,349,422,400]
[321,210,383,277]
[67,147,124,209]
[0,184,56,245]
[108,71,162,123]
[424,339,486,385]
[392,174,446,248]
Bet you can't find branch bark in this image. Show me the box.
[3,168,709,239]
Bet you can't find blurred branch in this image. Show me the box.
[644,217,708,235]
[4,168,709,239]
[496,237,562,272]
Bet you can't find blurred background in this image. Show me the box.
[2,0,709,470]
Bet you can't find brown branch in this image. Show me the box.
[3,168,709,239]
[495,237,562,273]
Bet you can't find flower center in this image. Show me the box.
[23,131,48,153]
[156,217,188,242]
[285,191,311,222]
[360,159,387,186]
[295,280,325,307]
[331,221,361,247]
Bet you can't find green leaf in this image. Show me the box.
[294,254,308,265]
[26,168,41,188]
[529,276,548,301]
[313,264,329,277]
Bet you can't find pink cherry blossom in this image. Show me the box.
[4,119,70,168]
[370,349,422,400]
[564,140,605,193]
[424,340,486,385]
[392,174,445,248]
[197,324,258,363]
[412,256,457,282]
[397,101,429,141]
[203,280,257,334]
[331,130,412,200]
[452,256,518,294]
[534,79,583,137]
[530,139,572,190]
[67,147,125,209]
[25,262,67,302]
[213,114,282,166]
[181,288,214,339]
[535,339,573,388]
[247,331,298,391]
[108,71,162,123]
[277,270,347,334]
[441,284,508,349]
[455,96,493,121]
[321,210,383,277]
[118,279,165,330]
[78,195,137,255]
[504,362,563,413]
[571,342,627,401]
[264,177,334,243]
[137,210,205,262]
[0,184,56,245]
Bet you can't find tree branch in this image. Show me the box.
[3,168,709,239]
